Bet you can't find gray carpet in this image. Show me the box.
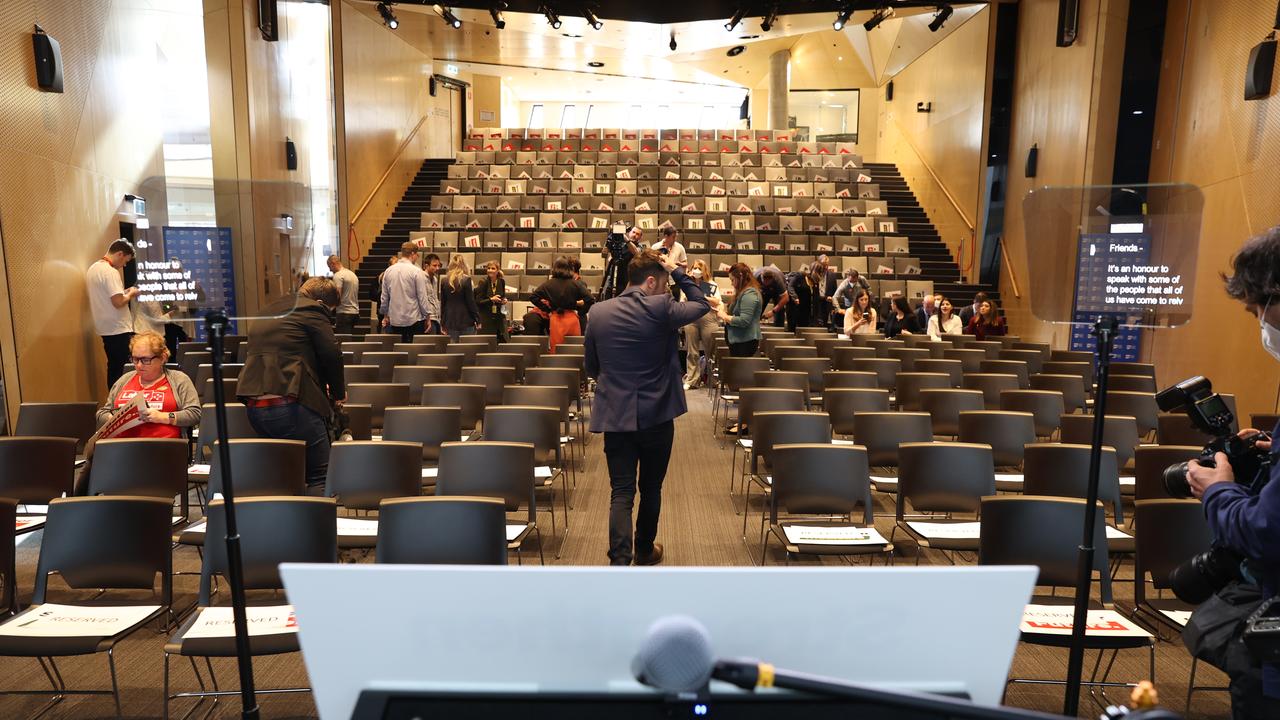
[2,388,1232,718]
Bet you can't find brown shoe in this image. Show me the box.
[635,543,664,566]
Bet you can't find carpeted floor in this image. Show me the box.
[2,387,1233,718]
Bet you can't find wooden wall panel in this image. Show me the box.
[875,7,992,281]
[0,0,182,417]
[1145,0,1280,422]
[338,0,437,262]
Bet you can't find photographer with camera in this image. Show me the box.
[600,224,642,300]
[1180,228,1280,719]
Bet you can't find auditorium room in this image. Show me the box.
[1,0,1279,718]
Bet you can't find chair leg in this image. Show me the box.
[107,647,123,718]
[535,526,547,566]
[759,527,771,566]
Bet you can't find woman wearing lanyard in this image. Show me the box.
[96,331,201,438]
[475,260,508,342]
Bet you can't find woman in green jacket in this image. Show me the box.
[717,262,763,357]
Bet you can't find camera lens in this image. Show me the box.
[1162,461,1195,499]
[1170,548,1244,604]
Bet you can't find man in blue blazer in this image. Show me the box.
[586,250,711,566]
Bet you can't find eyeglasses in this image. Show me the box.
[130,356,159,366]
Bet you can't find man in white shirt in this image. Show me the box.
[86,239,139,388]
[652,226,687,298]
[379,242,433,343]
[327,255,361,334]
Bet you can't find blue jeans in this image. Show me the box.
[448,326,477,342]
[246,402,331,489]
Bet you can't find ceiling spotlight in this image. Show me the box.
[587,61,604,68]
[433,4,461,28]
[863,6,893,32]
[833,4,854,31]
[725,7,746,32]
[540,5,562,29]
[490,2,506,29]
[583,6,602,30]
[761,7,778,33]
[669,33,677,52]
[727,45,745,57]
[377,2,399,29]
[929,4,954,32]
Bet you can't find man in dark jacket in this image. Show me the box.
[586,250,709,566]
[237,278,345,491]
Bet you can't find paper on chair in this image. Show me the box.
[506,524,527,541]
[1160,609,1192,627]
[1019,605,1151,637]
[870,475,898,486]
[994,473,1024,485]
[0,603,161,638]
[337,518,379,537]
[15,517,46,533]
[189,464,211,475]
[1119,476,1136,487]
[183,520,208,534]
[906,521,980,540]
[831,439,854,446]
[422,467,439,479]
[1105,525,1132,540]
[182,605,298,639]
[782,525,888,546]
[533,466,554,478]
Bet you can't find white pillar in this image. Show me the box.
[768,49,790,131]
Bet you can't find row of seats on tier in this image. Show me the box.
[456,145,863,160]
[413,213,896,235]
[471,127,816,141]
[427,188,880,210]
[411,231,910,256]
[447,163,876,184]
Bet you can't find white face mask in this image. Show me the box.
[1262,298,1280,361]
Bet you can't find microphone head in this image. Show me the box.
[631,615,715,693]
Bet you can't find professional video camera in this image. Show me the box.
[600,221,633,300]
[1155,376,1272,603]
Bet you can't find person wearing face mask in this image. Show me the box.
[1182,228,1280,720]
[681,260,721,389]
[585,250,710,566]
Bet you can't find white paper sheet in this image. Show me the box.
[906,521,980,540]
[831,439,854,446]
[0,603,160,638]
[1119,476,1136,487]
[782,525,888,546]
[870,475,898,487]
[1159,609,1192,627]
[1019,605,1151,637]
[15,517,46,533]
[1105,525,1132,540]
[422,467,439,479]
[182,605,298,639]
[183,520,208,534]
[506,523,527,541]
[337,518,378,537]
[189,464,211,476]
[994,473,1024,485]
[533,466,554,479]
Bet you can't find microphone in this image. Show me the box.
[630,615,715,694]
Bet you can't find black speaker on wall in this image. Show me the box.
[1056,0,1079,47]
[886,80,894,101]
[258,0,279,41]
[285,138,298,171]
[32,25,63,93]
[1025,143,1039,178]
[429,76,438,96]
[1245,38,1277,100]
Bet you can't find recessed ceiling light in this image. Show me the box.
[562,32,582,38]
[727,45,745,57]
[739,35,759,40]
[587,61,604,67]
[1132,110,1144,115]
[837,56,843,61]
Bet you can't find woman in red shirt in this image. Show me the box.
[96,331,201,438]
[964,299,1008,341]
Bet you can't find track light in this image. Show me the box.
[669,33,677,52]
[833,4,853,31]
[433,4,461,28]
[929,4,954,32]
[761,7,778,33]
[541,5,561,29]
[583,6,602,30]
[725,7,746,32]
[377,2,398,29]
[863,6,893,32]
[490,2,506,29]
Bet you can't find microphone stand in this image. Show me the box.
[206,310,260,719]
[1063,314,1119,717]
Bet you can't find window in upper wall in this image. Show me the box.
[583,104,594,129]
[560,104,579,129]
[528,104,545,128]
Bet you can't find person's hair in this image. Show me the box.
[300,277,339,307]
[853,288,872,312]
[892,296,912,316]
[425,253,441,265]
[661,226,677,238]
[129,331,169,363]
[484,260,500,273]
[399,241,419,258]
[728,262,760,312]
[446,256,470,290]
[937,296,953,317]
[691,259,710,276]
[977,299,999,324]
[627,250,667,286]
[568,256,581,274]
[972,290,989,306]
[327,255,340,266]
[107,239,135,257]
[1223,227,1280,307]
[551,255,575,279]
